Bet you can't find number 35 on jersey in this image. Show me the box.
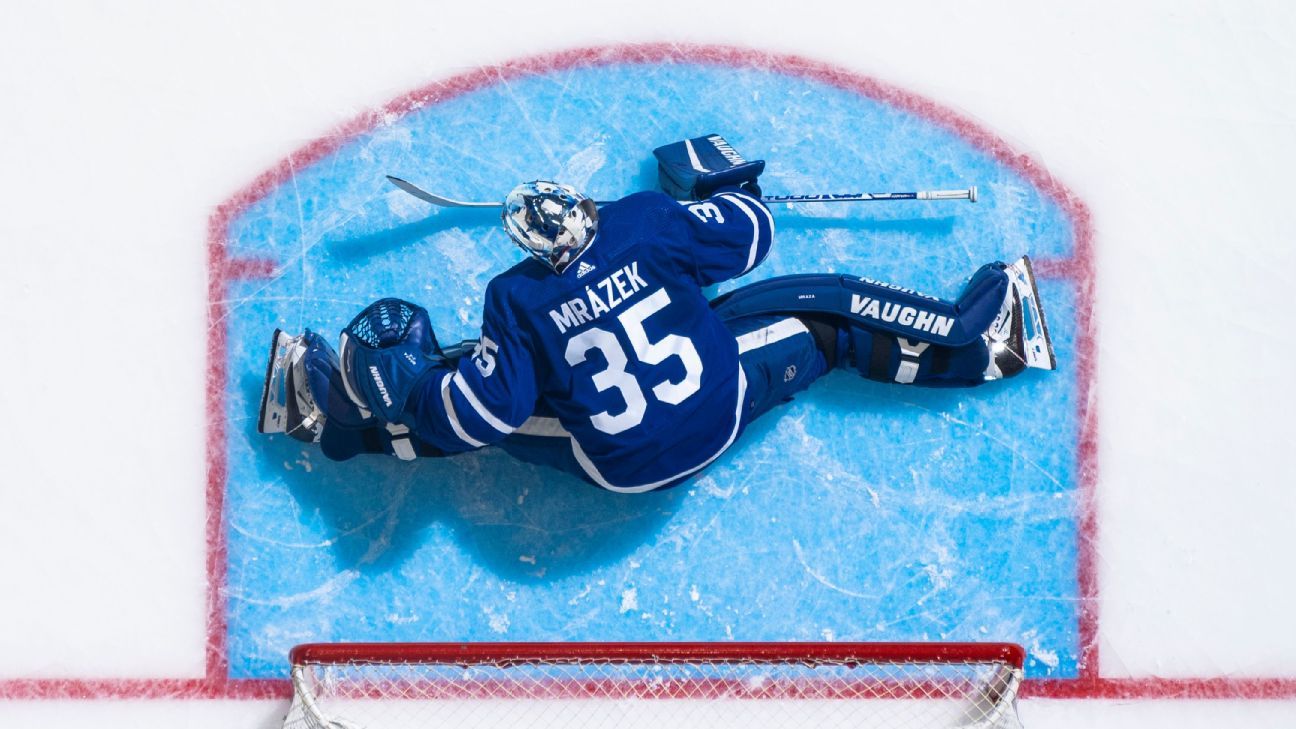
[565,287,703,435]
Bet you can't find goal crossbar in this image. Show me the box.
[291,641,1026,667]
[285,641,1026,729]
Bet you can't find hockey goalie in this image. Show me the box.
[258,135,1055,493]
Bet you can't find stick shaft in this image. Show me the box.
[763,188,977,203]
[387,176,978,208]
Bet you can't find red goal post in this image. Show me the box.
[284,641,1026,729]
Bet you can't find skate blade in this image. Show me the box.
[257,329,292,434]
[1009,256,1057,371]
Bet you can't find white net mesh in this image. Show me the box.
[283,644,1024,729]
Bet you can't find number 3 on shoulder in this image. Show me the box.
[688,201,725,224]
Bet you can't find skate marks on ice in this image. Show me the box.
[216,49,1083,679]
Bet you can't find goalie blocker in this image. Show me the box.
[654,133,765,200]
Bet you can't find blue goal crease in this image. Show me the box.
[220,62,1082,680]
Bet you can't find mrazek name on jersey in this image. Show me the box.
[549,262,650,334]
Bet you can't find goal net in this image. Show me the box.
[283,642,1025,729]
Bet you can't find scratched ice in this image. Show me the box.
[221,60,1080,678]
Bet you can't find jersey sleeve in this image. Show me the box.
[404,283,538,453]
[669,186,775,286]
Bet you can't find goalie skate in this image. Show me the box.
[984,256,1056,380]
[257,329,326,443]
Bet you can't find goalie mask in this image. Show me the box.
[502,181,598,274]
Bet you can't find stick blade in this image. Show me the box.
[385,176,501,208]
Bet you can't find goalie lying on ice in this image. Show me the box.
[258,140,1055,493]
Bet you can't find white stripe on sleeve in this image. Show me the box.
[439,373,487,448]
[723,188,775,239]
[718,192,771,275]
[451,372,516,436]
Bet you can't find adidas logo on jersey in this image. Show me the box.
[575,261,597,278]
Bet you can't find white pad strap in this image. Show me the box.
[385,423,417,461]
[895,338,931,384]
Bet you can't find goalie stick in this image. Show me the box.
[386,176,977,209]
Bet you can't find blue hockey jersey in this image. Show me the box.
[406,187,775,491]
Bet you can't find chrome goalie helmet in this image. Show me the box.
[502,180,598,274]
